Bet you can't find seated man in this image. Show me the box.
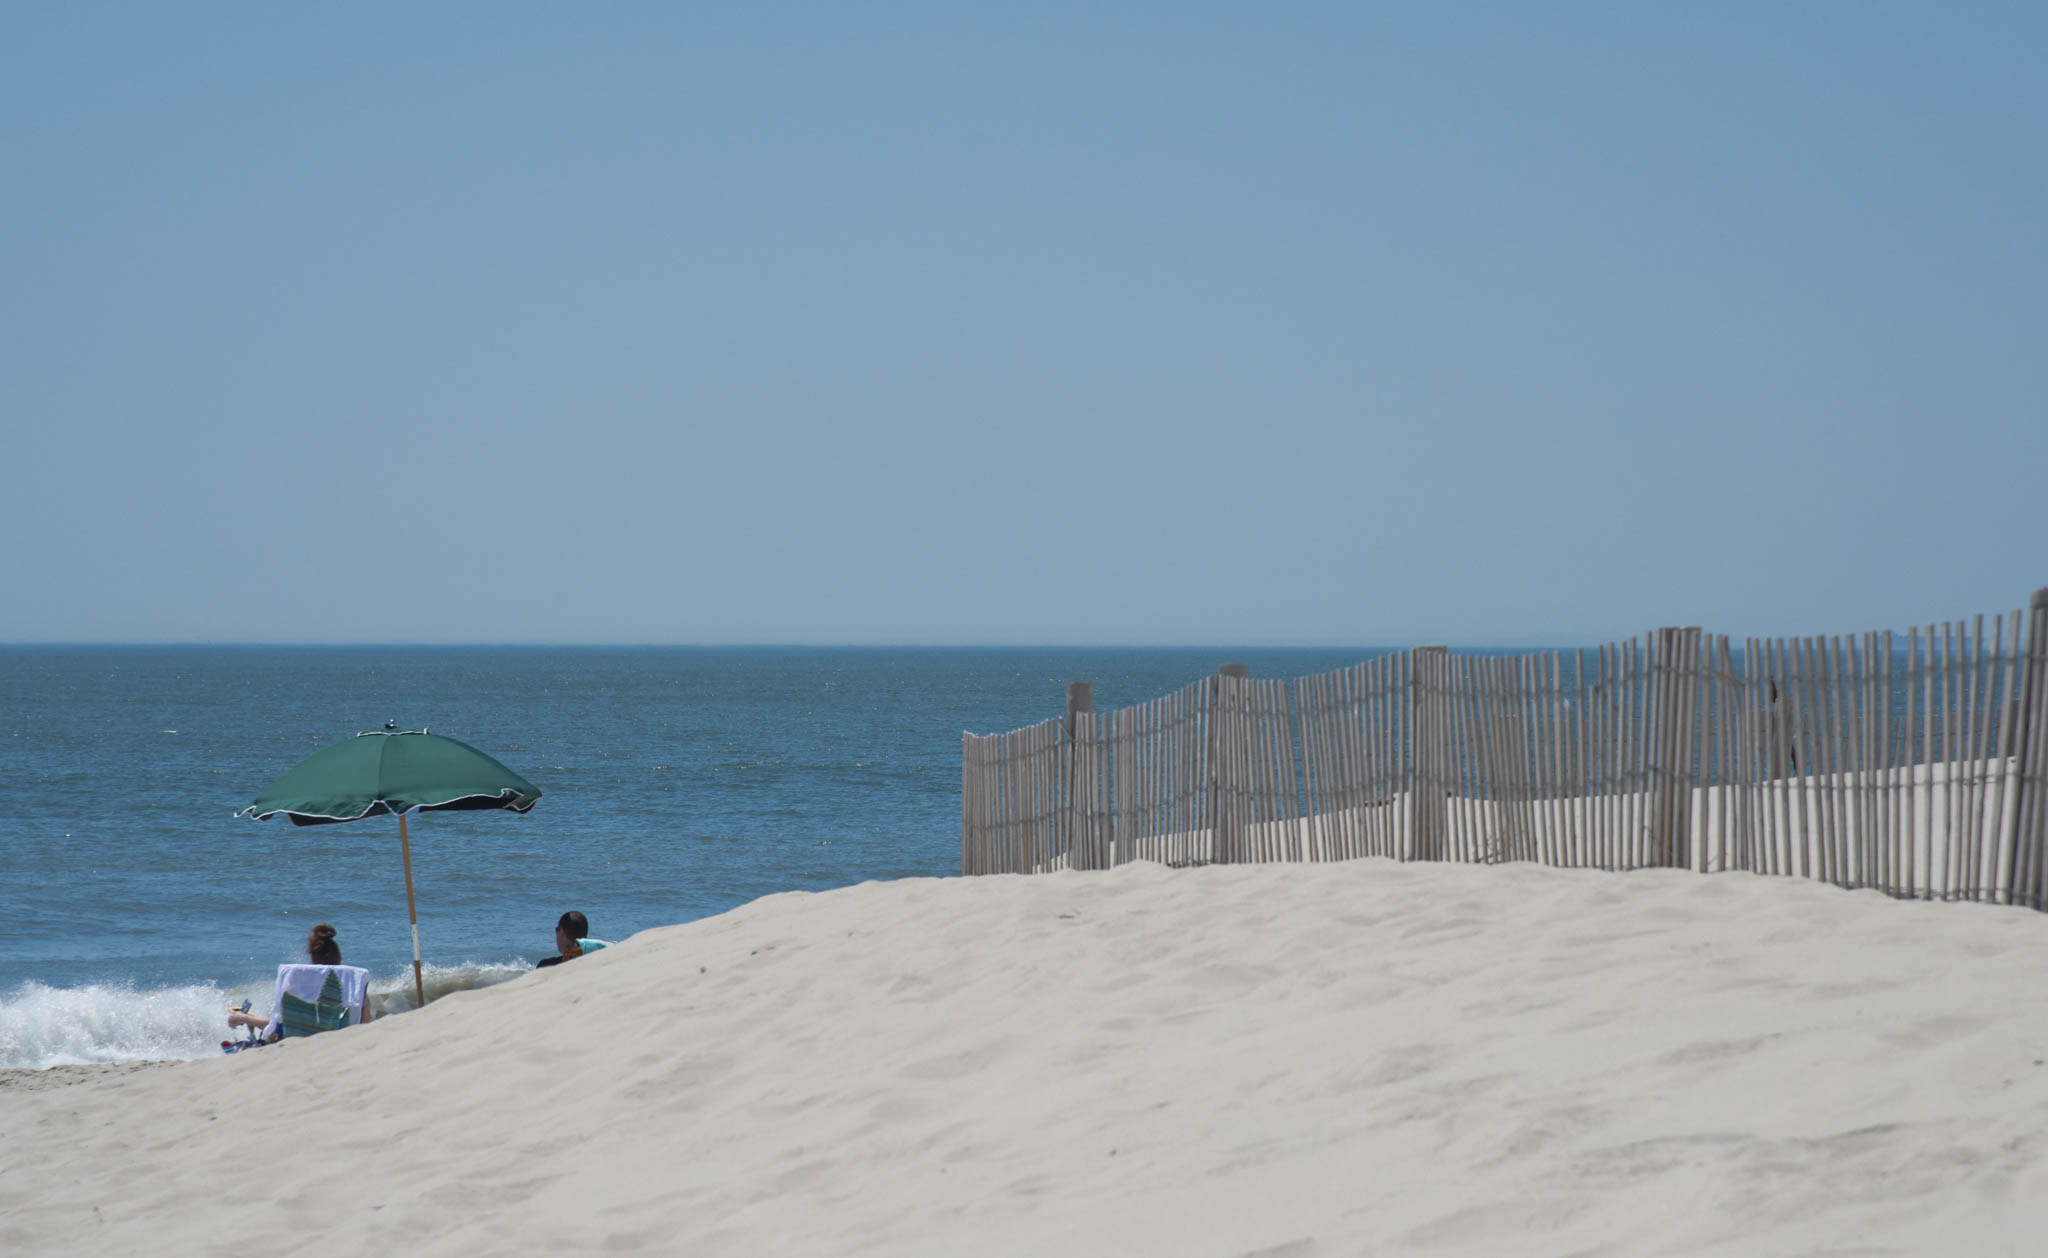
[535,910,611,968]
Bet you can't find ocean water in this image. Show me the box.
[0,644,1379,1068]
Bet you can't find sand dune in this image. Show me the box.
[5,861,2048,1256]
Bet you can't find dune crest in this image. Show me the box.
[5,860,2047,1256]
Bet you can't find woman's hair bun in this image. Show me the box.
[306,922,342,962]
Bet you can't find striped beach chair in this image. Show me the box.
[277,970,354,1038]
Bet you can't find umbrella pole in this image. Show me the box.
[399,812,425,1008]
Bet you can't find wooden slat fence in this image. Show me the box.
[961,589,2048,910]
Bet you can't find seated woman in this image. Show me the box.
[228,923,374,1043]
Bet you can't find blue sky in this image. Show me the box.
[5,4,2043,645]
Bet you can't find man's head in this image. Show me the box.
[555,910,589,956]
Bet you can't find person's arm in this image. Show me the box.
[228,1011,270,1030]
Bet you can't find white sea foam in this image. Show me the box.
[0,980,256,1069]
[1,962,533,1070]
[364,961,530,1018]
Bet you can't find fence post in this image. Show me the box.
[1065,682,1093,870]
[1648,627,1699,868]
[1208,664,1248,863]
[1412,647,1449,861]
[2012,590,2048,909]
[1067,682,1094,728]
[961,732,974,875]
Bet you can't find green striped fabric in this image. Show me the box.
[278,971,351,1038]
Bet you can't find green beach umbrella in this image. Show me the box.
[240,727,542,1007]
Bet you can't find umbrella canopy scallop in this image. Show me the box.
[240,729,541,826]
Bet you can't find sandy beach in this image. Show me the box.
[5,860,2048,1256]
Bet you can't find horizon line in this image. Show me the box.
[0,638,1597,651]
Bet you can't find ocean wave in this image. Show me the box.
[0,962,533,1070]
[364,961,530,1018]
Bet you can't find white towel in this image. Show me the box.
[269,963,372,1032]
